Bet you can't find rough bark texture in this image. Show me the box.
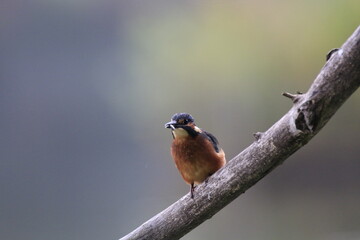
[120,26,360,240]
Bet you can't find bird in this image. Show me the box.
[165,113,226,198]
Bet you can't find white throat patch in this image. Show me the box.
[172,128,189,138]
[172,126,202,138]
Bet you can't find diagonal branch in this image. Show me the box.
[120,26,360,240]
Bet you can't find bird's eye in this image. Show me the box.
[178,118,187,125]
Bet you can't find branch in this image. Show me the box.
[120,26,360,240]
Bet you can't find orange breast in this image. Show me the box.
[171,135,226,184]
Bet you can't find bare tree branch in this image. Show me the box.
[120,26,360,240]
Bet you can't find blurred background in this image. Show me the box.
[1,1,360,240]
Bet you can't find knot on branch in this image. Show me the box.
[326,48,340,61]
[253,132,263,141]
[295,99,318,132]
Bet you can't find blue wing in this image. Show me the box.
[202,131,221,153]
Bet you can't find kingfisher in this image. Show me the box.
[165,113,226,198]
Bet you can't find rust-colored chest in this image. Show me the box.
[170,135,225,184]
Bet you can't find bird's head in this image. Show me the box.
[165,113,200,138]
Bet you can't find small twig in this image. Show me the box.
[282,92,301,103]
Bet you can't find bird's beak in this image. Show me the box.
[165,120,177,130]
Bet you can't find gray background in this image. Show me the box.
[1,1,360,240]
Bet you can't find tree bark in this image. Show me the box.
[120,26,360,240]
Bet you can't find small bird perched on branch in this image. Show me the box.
[165,113,226,198]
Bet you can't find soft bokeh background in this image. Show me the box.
[1,1,360,240]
